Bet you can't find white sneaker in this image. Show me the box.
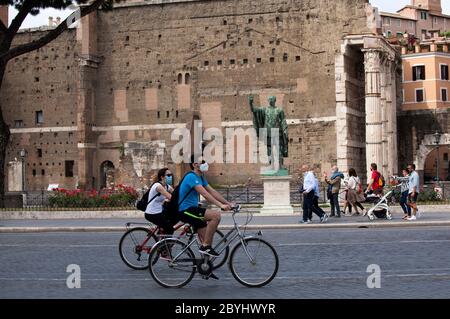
[407,216,417,221]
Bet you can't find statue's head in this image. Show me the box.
[268,96,276,107]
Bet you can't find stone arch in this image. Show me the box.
[177,73,183,84]
[415,133,450,181]
[100,161,115,189]
[185,73,190,85]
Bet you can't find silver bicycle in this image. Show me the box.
[148,205,279,288]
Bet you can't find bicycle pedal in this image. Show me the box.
[209,273,219,280]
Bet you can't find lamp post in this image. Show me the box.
[433,131,441,183]
[19,149,26,192]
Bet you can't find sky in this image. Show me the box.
[5,0,450,29]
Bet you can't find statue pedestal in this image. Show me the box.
[260,175,294,215]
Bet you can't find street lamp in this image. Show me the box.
[19,149,26,192]
[433,131,441,182]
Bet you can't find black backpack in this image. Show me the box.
[162,171,199,222]
[136,183,162,212]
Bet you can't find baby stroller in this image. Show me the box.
[365,188,396,221]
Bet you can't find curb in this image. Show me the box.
[1,205,450,220]
[1,221,450,233]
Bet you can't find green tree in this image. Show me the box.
[0,0,114,206]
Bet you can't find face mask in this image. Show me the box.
[165,176,173,185]
[199,162,209,172]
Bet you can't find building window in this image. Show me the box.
[65,160,74,177]
[441,65,449,80]
[217,60,222,66]
[177,73,182,84]
[41,169,45,176]
[397,19,401,27]
[397,32,403,38]
[444,153,449,161]
[35,111,44,124]
[386,30,392,38]
[434,17,438,24]
[413,65,426,81]
[185,73,190,85]
[14,120,24,128]
[410,21,414,28]
[384,17,390,25]
[32,169,36,176]
[420,11,427,20]
[442,88,448,102]
[416,89,424,102]
[37,149,42,158]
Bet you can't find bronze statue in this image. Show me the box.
[249,95,289,171]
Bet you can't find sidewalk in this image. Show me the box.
[0,206,449,233]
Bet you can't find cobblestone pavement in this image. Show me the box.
[1,227,450,298]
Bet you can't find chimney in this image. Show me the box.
[48,16,53,27]
[0,5,8,27]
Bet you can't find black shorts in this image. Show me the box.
[144,212,174,235]
[179,206,207,232]
[408,193,418,204]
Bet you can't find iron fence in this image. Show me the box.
[3,182,450,209]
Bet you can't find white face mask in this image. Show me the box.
[199,162,209,172]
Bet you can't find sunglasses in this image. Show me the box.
[165,174,173,177]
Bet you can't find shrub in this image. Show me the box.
[417,189,442,202]
[48,184,139,208]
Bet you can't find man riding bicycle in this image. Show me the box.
[178,155,233,257]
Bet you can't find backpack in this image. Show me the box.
[136,183,161,212]
[378,173,386,188]
[162,171,199,222]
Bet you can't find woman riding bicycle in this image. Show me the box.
[144,168,174,235]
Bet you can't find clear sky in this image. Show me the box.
[6,0,450,29]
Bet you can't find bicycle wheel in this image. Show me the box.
[148,238,196,288]
[119,227,157,270]
[229,237,279,288]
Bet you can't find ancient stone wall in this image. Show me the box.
[2,0,371,190]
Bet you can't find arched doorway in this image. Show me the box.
[424,146,450,182]
[100,161,115,189]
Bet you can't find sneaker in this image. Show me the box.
[199,246,220,257]
[299,220,312,224]
[320,214,328,223]
[407,216,417,221]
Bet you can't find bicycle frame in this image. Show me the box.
[167,208,260,265]
[125,221,193,253]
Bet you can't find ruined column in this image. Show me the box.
[380,58,390,178]
[386,60,399,176]
[363,49,383,181]
[77,12,100,190]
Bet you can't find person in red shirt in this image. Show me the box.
[365,163,383,195]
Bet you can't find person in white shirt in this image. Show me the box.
[144,168,174,234]
[345,168,366,216]
[299,165,328,224]
[406,163,420,221]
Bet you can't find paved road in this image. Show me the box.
[1,227,450,299]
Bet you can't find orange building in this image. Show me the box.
[401,39,450,110]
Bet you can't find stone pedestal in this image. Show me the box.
[260,175,294,215]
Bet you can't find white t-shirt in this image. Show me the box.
[347,176,360,190]
[145,183,168,215]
